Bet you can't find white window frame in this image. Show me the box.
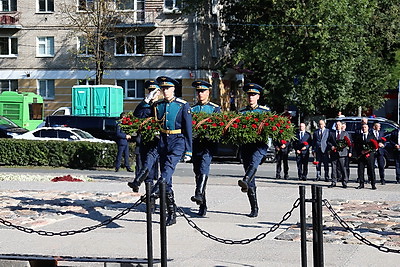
[115,36,145,56]
[77,0,94,12]
[163,35,182,56]
[0,0,17,12]
[37,0,54,13]
[116,79,145,99]
[38,79,55,100]
[164,0,182,13]
[0,37,17,57]
[36,36,54,57]
[0,80,18,92]
[77,37,94,57]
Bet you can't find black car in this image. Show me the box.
[0,116,28,138]
[326,116,400,166]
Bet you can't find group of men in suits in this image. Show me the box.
[287,118,391,190]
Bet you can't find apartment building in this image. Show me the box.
[0,0,234,116]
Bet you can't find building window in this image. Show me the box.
[164,0,181,10]
[117,0,145,21]
[37,37,54,57]
[164,35,182,55]
[38,0,54,12]
[77,79,95,85]
[0,80,18,93]
[77,37,94,56]
[115,36,145,56]
[78,0,94,11]
[1,0,17,12]
[38,80,55,99]
[0,37,17,56]
[116,80,145,99]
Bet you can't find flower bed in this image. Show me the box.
[120,111,295,145]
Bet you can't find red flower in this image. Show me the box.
[212,123,217,127]
[251,124,257,129]
[312,161,319,165]
[344,136,352,147]
[286,125,290,129]
[272,126,277,131]
[242,125,247,129]
[151,119,156,123]
[370,139,379,149]
[287,120,291,124]
[276,123,281,127]
[303,142,309,146]
[269,117,275,121]
[219,122,225,126]
[207,118,212,123]
[147,126,152,130]
[128,122,133,125]
[254,118,259,122]
[245,116,250,120]
[51,175,83,182]
[279,129,284,133]
[192,121,197,125]
[134,119,139,123]
[273,115,279,118]
[381,137,387,142]
[265,122,269,126]
[366,154,370,158]
[233,123,238,128]
[281,140,287,144]
[235,118,240,123]
[203,125,208,129]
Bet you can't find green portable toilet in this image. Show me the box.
[0,91,44,130]
[72,85,123,117]
[72,86,91,116]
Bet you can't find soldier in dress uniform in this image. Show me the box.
[237,83,270,218]
[153,76,192,226]
[190,80,221,217]
[127,80,161,193]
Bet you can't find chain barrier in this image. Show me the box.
[0,195,146,237]
[176,198,300,245]
[323,199,400,254]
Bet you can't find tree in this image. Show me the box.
[186,0,400,117]
[60,0,134,84]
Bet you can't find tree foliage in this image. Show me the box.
[185,0,400,117]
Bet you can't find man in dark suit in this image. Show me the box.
[274,139,291,179]
[293,123,312,181]
[372,122,386,185]
[354,124,377,190]
[115,112,133,172]
[327,121,352,188]
[389,129,400,184]
[312,120,330,182]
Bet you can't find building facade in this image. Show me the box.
[0,0,234,116]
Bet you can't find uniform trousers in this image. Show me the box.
[241,142,268,188]
[158,133,185,193]
[138,139,159,182]
[192,139,214,176]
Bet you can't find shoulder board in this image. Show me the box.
[239,107,248,112]
[175,98,187,104]
[208,102,220,108]
[259,105,270,111]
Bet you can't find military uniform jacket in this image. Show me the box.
[154,97,193,155]
[191,101,221,114]
[133,100,152,118]
[239,105,270,114]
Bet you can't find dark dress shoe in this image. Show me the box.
[276,175,281,179]
[328,182,336,188]
[372,185,377,190]
[381,180,385,185]
[284,174,289,180]
[115,168,119,172]
[126,168,134,172]
[356,185,364,189]
[342,183,347,188]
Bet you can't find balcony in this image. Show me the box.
[115,11,158,28]
[0,13,22,29]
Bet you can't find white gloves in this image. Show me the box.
[144,89,159,103]
[183,155,191,162]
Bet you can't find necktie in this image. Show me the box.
[337,131,340,139]
[300,132,303,139]
[364,134,367,141]
[375,131,378,139]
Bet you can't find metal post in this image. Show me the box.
[311,185,318,267]
[145,182,153,267]
[159,182,167,267]
[315,186,324,267]
[299,186,307,267]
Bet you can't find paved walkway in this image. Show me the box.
[0,162,399,266]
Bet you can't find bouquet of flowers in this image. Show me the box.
[119,112,161,144]
[335,136,352,152]
[361,139,379,158]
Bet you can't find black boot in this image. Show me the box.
[238,167,257,193]
[198,203,207,217]
[191,174,208,205]
[247,187,258,217]
[127,168,149,192]
[166,191,177,226]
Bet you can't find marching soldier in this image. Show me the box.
[153,76,192,226]
[237,83,270,217]
[127,80,161,192]
[190,80,221,217]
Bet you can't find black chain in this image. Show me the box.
[0,195,145,236]
[323,199,400,254]
[176,198,300,245]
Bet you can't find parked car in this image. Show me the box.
[13,126,115,144]
[326,116,400,166]
[0,116,28,138]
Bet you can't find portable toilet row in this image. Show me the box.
[72,85,123,117]
[0,91,44,130]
